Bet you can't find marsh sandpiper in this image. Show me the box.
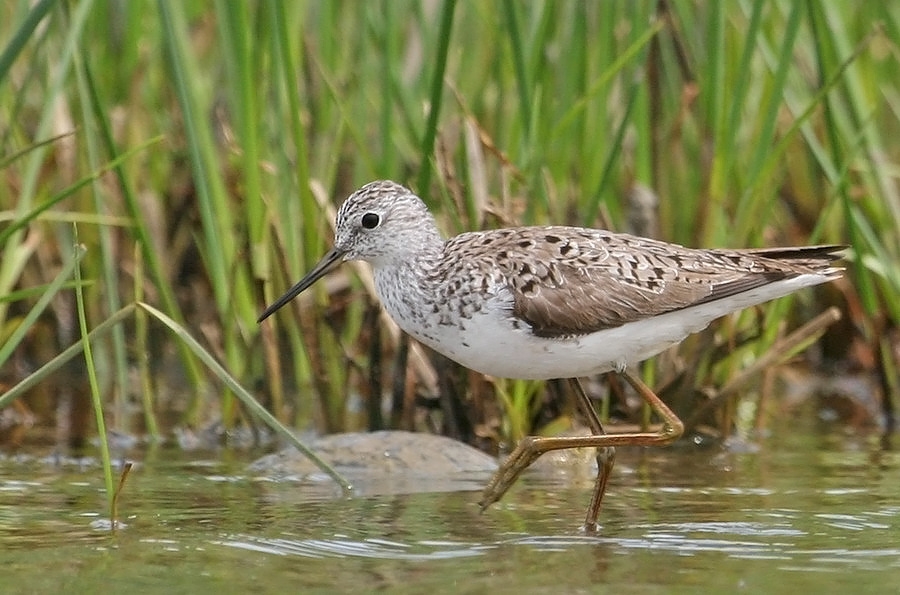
[259,180,843,531]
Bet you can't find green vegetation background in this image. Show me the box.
[1,1,896,464]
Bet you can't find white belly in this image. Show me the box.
[401,306,689,379]
[387,274,829,380]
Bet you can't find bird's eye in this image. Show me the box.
[361,212,380,229]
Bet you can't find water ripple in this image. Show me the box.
[218,535,487,561]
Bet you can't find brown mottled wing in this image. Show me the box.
[470,227,838,338]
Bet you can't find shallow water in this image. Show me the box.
[2,420,898,594]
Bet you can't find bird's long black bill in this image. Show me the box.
[257,246,346,323]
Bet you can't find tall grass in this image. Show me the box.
[1,1,897,456]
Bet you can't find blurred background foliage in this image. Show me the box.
[0,1,897,454]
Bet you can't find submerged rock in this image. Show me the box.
[249,430,498,497]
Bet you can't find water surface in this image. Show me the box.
[1,420,898,594]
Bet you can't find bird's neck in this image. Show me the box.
[372,227,444,270]
[371,236,445,324]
